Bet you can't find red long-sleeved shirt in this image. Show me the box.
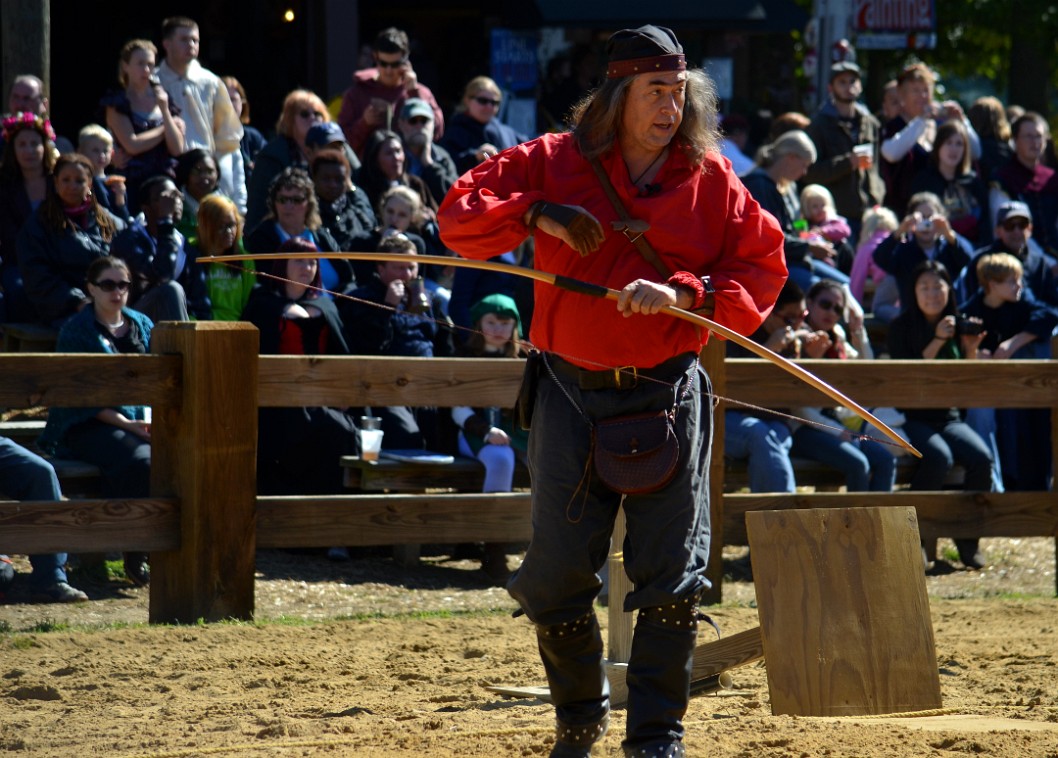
[438,132,786,369]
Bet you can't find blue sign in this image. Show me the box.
[491,29,538,92]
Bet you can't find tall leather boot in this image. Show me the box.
[622,595,700,757]
[537,611,610,758]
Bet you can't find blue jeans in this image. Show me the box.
[509,355,711,624]
[791,425,896,491]
[724,411,795,493]
[903,419,993,491]
[0,437,69,585]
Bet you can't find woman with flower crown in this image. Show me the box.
[0,112,57,322]
[99,38,184,213]
[17,153,124,327]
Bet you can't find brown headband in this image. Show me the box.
[606,53,686,79]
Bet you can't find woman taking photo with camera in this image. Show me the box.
[872,190,975,309]
[888,260,994,570]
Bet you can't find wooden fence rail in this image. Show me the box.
[0,323,1055,625]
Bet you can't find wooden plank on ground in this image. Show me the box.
[256,492,533,547]
[0,354,181,409]
[725,491,1058,545]
[726,359,1058,409]
[690,626,765,680]
[0,498,180,552]
[258,355,524,408]
[747,506,941,717]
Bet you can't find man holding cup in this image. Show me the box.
[805,61,885,242]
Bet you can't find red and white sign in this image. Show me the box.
[855,0,936,32]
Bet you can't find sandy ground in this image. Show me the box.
[1,539,1056,757]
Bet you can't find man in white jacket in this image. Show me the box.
[157,16,246,215]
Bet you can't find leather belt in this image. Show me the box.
[547,352,696,391]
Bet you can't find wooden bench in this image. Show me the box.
[0,323,58,353]
[341,455,530,566]
[0,420,102,497]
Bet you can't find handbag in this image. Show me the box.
[593,409,680,495]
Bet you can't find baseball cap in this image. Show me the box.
[830,61,861,81]
[305,122,346,148]
[400,98,433,121]
[996,200,1032,225]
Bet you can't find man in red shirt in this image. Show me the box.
[439,25,785,758]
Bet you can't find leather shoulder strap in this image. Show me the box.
[588,157,673,279]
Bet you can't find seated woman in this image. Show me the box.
[188,194,256,321]
[100,38,184,213]
[789,279,896,493]
[38,255,153,586]
[451,293,528,585]
[872,190,975,309]
[0,112,56,322]
[17,153,124,326]
[910,120,989,246]
[240,237,358,496]
[440,76,529,174]
[888,260,994,569]
[173,148,220,241]
[356,129,437,219]
[741,130,849,291]
[245,89,360,230]
[244,167,352,294]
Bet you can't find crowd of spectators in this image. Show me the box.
[2,19,1056,601]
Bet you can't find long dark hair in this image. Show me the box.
[570,68,720,167]
[40,153,117,241]
[903,259,958,323]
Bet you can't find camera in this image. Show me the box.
[148,73,161,88]
[915,218,933,232]
[955,315,984,336]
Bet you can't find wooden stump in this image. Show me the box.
[746,506,942,717]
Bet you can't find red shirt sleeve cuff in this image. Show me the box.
[667,271,706,310]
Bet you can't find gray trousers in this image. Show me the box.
[508,355,712,624]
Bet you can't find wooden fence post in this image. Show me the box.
[148,322,259,624]
[701,339,726,605]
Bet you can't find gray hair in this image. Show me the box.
[755,129,817,168]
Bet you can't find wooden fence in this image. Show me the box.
[0,322,1055,625]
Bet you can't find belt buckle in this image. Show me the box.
[613,365,638,389]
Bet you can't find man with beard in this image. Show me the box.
[805,62,884,242]
[398,98,457,204]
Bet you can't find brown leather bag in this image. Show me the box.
[593,410,680,495]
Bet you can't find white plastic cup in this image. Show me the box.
[360,416,382,430]
[853,144,872,158]
[360,429,384,461]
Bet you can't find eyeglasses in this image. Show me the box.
[813,298,844,315]
[406,116,430,126]
[472,96,501,107]
[297,109,325,120]
[276,194,308,205]
[1002,219,1029,231]
[376,57,408,69]
[93,279,131,292]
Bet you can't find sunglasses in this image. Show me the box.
[813,298,844,315]
[297,109,324,120]
[94,279,131,293]
[376,57,408,69]
[406,116,430,126]
[472,96,501,107]
[1002,219,1029,231]
[276,194,308,205]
